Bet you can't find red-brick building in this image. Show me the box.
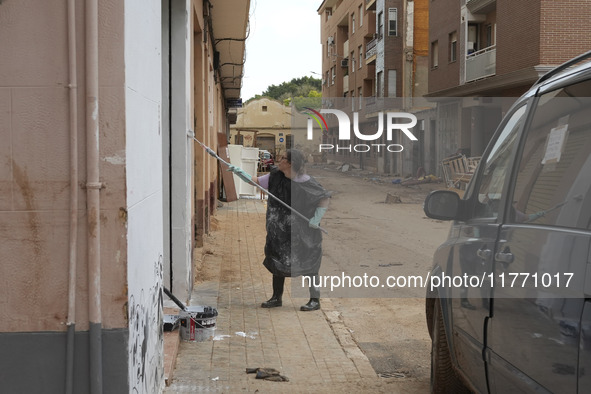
[428,0,591,162]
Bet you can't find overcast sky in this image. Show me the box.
[241,0,322,101]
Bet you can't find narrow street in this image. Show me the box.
[166,165,450,392]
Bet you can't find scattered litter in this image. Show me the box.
[213,334,231,341]
[378,371,408,379]
[392,179,402,184]
[341,164,350,172]
[163,315,180,332]
[385,193,402,204]
[246,367,289,382]
[378,263,403,267]
[398,174,440,186]
[211,377,219,381]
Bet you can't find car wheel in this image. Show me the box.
[431,298,471,394]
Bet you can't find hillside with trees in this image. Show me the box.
[247,76,322,109]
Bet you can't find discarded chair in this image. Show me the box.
[441,154,481,190]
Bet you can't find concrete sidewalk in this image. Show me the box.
[164,199,396,393]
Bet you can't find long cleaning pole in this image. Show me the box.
[194,137,328,234]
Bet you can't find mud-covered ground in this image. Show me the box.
[307,164,451,392]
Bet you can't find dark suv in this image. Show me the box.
[424,51,591,393]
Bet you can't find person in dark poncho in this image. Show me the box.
[228,149,331,311]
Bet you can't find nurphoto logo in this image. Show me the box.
[304,107,418,153]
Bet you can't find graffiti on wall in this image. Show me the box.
[129,256,163,393]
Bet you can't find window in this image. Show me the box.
[449,31,457,62]
[352,13,356,34]
[473,105,528,220]
[359,5,363,27]
[376,71,383,97]
[377,12,383,39]
[358,45,363,69]
[431,41,439,68]
[510,80,591,229]
[388,8,397,36]
[331,66,336,85]
[387,70,396,97]
[468,24,479,54]
[262,106,268,112]
[326,8,332,21]
[351,51,355,72]
[486,24,495,47]
[351,91,355,112]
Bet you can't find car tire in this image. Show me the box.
[431,298,471,394]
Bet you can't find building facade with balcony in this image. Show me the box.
[317,0,431,175]
[428,0,591,163]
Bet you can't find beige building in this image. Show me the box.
[0,0,249,392]
[230,97,320,163]
[230,98,291,159]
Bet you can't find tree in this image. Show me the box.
[246,76,322,103]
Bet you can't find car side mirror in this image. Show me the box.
[424,190,461,221]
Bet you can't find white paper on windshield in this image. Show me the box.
[542,124,568,164]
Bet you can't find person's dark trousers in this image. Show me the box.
[261,275,284,308]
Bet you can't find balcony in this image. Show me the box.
[465,45,496,82]
[363,9,376,38]
[466,0,496,14]
[365,38,377,63]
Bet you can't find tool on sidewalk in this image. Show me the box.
[163,286,187,311]
[193,136,328,234]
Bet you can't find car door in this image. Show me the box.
[445,102,530,393]
[487,78,591,393]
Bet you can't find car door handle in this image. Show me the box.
[495,252,514,264]
[477,248,492,261]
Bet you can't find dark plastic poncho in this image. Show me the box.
[263,169,331,277]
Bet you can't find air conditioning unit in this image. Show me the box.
[341,59,348,67]
[328,36,334,45]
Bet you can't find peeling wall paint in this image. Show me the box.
[128,257,163,393]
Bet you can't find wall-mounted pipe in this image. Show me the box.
[65,0,79,391]
[85,0,103,392]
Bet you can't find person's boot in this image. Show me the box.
[300,298,320,311]
[261,296,282,308]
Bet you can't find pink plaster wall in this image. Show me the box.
[0,0,128,332]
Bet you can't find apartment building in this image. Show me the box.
[428,0,591,162]
[317,0,431,175]
[0,0,249,392]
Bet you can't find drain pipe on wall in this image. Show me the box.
[65,0,79,392]
[85,0,103,393]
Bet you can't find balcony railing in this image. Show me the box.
[365,38,377,59]
[465,45,496,82]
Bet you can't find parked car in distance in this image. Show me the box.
[424,51,591,393]
[258,150,274,172]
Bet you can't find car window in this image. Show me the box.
[509,79,591,230]
[472,105,528,220]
